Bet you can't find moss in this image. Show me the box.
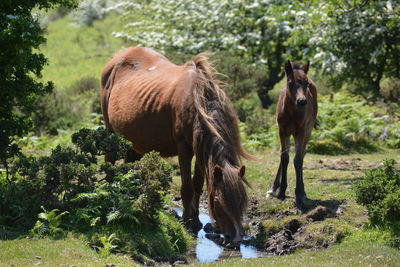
[300,219,353,248]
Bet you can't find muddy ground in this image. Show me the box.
[159,155,395,265]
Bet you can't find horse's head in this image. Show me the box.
[208,164,247,243]
[285,60,310,108]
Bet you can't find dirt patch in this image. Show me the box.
[264,230,300,255]
[305,158,381,171]
[244,198,352,256]
[170,191,350,262]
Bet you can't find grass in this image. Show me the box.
[41,13,125,90]
[201,232,400,267]
[0,236,138,266]
[2,7,398,267]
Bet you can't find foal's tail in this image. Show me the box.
[192,53,252,161]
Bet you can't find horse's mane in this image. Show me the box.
[191,53,251,166]
[191,53,251,224]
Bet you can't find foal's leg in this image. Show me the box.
[177,142,196,229]
[268,132,290,199]
[191,163,204,231]
[294,133,307,209]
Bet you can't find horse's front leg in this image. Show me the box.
[177,142,197,230]
[268,132,290,199]
[294,133,308,209]
[191,162,204,231]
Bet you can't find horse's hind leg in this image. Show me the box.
[268,133,290,199]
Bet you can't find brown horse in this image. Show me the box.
[100,47,250,242]
[267,60,318,209]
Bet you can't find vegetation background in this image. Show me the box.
[0,0,399,266]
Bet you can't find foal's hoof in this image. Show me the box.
[296,196,307,210]
[266,189,276,198]
[277,192,286,200]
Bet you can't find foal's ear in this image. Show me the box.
[285,60,294,82]
[285,60,293,76]
[238,165,246,178]
[302,61,310,74]
[213,165,223,185]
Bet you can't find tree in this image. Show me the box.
[0,0,77,177]
[111,0,302,108]
[304,0,400,95]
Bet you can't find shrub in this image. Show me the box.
[70,76,98,95]
[354,160,400,247]
[308,92,400,155]
[30,207,69,238]
[2,127,190,259]
[380,78,400,103]
[214,53,267,102]
[354,160,400,225]
[32,91,86,135]
[72,0,107,26]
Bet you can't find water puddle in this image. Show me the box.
[173,208,259,263]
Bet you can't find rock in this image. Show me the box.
[144,259,156,266]
[106,264,116,267]
[306,206,332,221]
[172,260,186,265]
[35,256,42,260]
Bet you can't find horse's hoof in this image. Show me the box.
[189,220,203,233]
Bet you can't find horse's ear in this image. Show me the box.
[238,165,245,178]
[213,165,223,185]
[302,61,310,74]
[285,60,293,80]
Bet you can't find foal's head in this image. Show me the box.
[208,164,247,243]
[285,60,310,108]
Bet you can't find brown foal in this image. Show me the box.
[267,60,318,209]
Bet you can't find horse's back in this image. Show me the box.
[101,47,197,156]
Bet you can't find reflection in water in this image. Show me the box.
[173,208,258,263]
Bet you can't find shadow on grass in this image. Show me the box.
[320,176,363,185]
[303,198,343,214]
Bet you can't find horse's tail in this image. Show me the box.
[192,53,253,161]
